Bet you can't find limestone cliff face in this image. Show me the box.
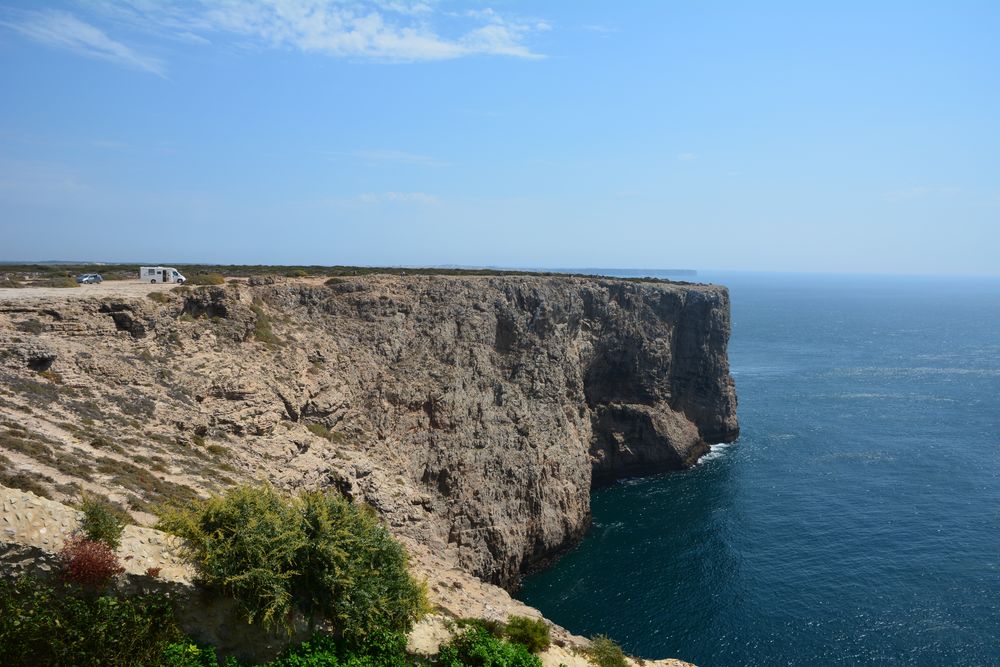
[0,275,737,590]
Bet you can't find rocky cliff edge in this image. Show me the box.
[0,275,736,658]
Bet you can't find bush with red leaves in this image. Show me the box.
[58,537,124,589]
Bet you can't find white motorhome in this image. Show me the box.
[140,266,186,284]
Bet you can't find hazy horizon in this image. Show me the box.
[2,258,999,280]
[1,2,998,276]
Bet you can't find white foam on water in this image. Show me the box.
[698,441,735,465]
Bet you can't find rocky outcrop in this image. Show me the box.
[0,275,737,594]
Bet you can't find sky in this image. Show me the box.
[0,1,998,275]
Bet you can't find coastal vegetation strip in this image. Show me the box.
[0,263,698,286]
[0,483,583,666]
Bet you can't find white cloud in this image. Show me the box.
[1,9,166,76]
[88,1,547,62]
[677,152,698,161]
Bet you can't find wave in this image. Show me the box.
[821,392,959,403]
[698,441,735,465]
[831,366,1000,378]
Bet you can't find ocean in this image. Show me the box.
[518,271,1000,666]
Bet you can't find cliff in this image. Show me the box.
[0,274,736,600]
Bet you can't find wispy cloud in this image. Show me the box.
[86,1,548,63]
[677,152,698,161]
[883,186,959,202]
[1,9,166,76]
[349,149,449,167]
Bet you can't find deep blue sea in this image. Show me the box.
[519,272,1000,666]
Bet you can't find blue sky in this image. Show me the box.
[0,1,998,275]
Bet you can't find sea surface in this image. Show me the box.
[519,271,1000,666]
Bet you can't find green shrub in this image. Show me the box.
[294,491,426,640]
[437,627,542,667]
[157,485,426,638]
[344,627,409,665]
[147,292,170,303]
[250,304,282,346]
[159,641,245,667]
[80,493,129,549]
[158,484,305,628]
[585,635,628,667]
[267,629,409,667]
[43,274,79,288]
[504,616,550,653]
[186,273,226,286]
[456,617,505,638]
[270,634,341,666]
[0,577,182,667]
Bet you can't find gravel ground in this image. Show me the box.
[0,281,182,302]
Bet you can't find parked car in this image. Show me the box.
[76,273,103,284]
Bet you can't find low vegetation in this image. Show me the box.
[0,479,577,667]
[79,493,129,549]
[147,292,170,303]
[0,572,553,667]
[438,626,542,667]
[250,304,282,346]
[584,635,629,667]
[0,262,691,286]
[59,537,125,589]
[453,616,551,656]
[0,465,54,498]
[157,485,427,638]
[1,426,96,481]
[95,455,197,506]
[41,274,79,288]
[185,273,226,286]
[502,616,551,654]
[160,628,412,667]
[0,577,181,667]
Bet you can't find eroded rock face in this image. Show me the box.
[0,275,737,592]
[258,276,738,587]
